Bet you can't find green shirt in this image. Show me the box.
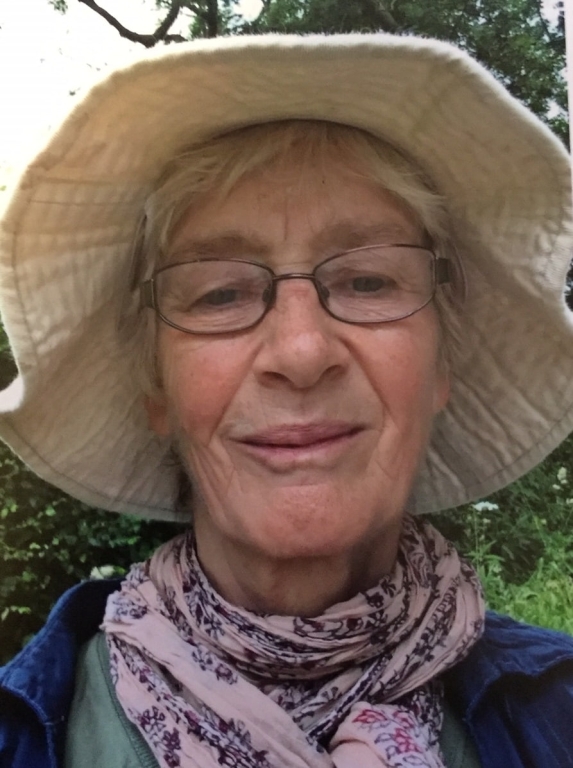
[65,632,482,768]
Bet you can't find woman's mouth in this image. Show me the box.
[235,423,364,470]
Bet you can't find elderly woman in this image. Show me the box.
[0,33,572,768]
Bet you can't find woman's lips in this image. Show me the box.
[234,423,364,469]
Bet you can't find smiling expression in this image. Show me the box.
[145,158,450,568]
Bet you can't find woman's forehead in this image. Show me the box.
[168,165,424,259]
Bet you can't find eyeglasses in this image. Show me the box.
[140,244,450,335]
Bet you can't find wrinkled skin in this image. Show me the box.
[145,158,449,616]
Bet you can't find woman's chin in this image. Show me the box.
[237,509,379,562]
[203,482,401,562]
[249,532,353,561]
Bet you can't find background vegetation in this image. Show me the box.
[0,0,571,664]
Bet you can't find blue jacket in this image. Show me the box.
[1,580,573,768]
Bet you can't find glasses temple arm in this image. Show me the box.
[140,279,155,310]
[435,257,451,285]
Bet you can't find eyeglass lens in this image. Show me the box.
[153,246,435,334]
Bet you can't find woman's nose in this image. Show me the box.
[253,278,349,390]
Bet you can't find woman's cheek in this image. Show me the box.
[159,334,251,443]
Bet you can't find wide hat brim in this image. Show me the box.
[0,33,572,520]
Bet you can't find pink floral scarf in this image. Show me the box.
[103,517,484,768]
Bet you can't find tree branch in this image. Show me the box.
[366,0,399,32]
[204,0,219,37]
[532,0,565,49]
[556,0,565,36]
[154,0,184,40]
[77,0,185,47]
[164,33,188,43]
[532,0,554,39]
[183,1,208,19]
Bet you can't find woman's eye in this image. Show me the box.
[200,288,239,306]
[351,276,392,293]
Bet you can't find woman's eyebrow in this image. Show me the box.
[167,222,421,261]
[169,233,269,260]
[312,221,421,251]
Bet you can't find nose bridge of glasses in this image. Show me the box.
[268,272,330,307]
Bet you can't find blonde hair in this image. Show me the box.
[124,120,463,395]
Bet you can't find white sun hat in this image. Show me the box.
[0,33,571,521]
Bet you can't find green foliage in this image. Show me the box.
[0,443,183,664]
[0,325,15,389]
[49,0,68,12]
[473,528,573,634]
[397,0,567,144]
[425,437,573,632]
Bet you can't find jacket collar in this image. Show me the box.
[0,579,121,726]
[444,611,573,716]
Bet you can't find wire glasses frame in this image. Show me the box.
[140,243,451,335]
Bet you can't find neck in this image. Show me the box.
[193,515,403,616]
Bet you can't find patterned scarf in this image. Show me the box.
[103,517,484,768]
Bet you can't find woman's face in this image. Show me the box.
[146,158,449,567]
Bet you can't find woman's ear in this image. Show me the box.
[144,395,171,437]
